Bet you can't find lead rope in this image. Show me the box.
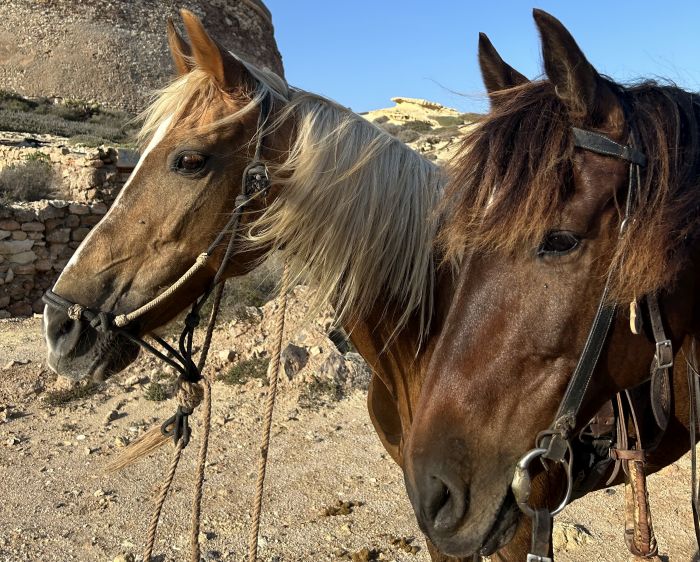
[248,262,290,562]
[142,261,290,562]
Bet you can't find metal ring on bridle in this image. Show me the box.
[511,446,573,518]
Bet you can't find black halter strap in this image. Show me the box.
[514,125,653,562]
[544,127,648,455]
[572,127,647,167]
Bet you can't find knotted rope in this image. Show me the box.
[129,261,290,562]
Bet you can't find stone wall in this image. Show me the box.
[0,200,109,318]
[0,132,136,203]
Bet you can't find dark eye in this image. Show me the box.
[174,152,207,175]
[537,231,581,256]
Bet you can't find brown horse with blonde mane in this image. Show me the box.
[403,9,700,561]
[39,10,471,561]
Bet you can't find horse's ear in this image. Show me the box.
[180,9,250,88]
[478,32,528,98]
[534,9,619,124]
[167,18,192,76]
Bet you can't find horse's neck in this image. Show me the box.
[345,265,453,443]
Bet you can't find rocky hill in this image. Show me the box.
[0,0,283,112]
[362,97,480,163]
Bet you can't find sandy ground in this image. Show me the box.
[0,316,699,562]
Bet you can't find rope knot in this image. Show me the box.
[177,379,204,412]
[67,303,85,321]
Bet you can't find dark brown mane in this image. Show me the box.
[441,78,700,302]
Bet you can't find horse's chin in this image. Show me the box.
[430,489,520,558]
[46,334,140,383]
[478,491,520,556]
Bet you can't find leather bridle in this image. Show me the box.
[509,124,680,561]
[43,89,275,443]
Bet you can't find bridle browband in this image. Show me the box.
[511,123,678,561]
[43,89,275,444]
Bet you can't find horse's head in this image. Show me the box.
[403,10,700,556]
[43,11,291,381]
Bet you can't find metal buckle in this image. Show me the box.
[244,162,270,196]
[527,555,553,562]
[655,339,673,370]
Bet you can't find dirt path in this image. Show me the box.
[0,316,698,561]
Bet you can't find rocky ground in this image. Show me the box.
[0,286,699,562]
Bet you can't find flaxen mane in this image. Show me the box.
[138,55,443,339]
[441,79,700,302]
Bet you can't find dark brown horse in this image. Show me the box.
[403,9,700,560]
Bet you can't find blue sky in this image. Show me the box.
[265,1,700,114]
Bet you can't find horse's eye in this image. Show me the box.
[537,231,581,256]
[174,152,207,174]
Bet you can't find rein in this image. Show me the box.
[510,125,680,561]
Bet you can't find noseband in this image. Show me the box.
[43,89,274,442]
[510,124,679,561]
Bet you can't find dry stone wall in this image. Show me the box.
[0,200,109,318]
[0,132,136,203]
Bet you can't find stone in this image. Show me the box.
[0,296,10,308]
[37,204,66,221]
[0,220,19,231]
[281,343,309,380]
[4,269,13,283]
[552,522,591,552]
[68,203,90,215]
[13,264,35,275]
[8,301,32,317]
[64,214,80,228]
[71,227,90,242]
[20,222,44,232]
[8,251,36,265]
[113,554,135,562]
[44,218,65,231]
[0,239,33,254]
[0,230,10,240]
[218,349,237,363]
[80,215,101,227]
[90,202,108,215]
[34,259,52,272]
[116,148,140,170]
[46,229,70,243]
[10,230,27,241]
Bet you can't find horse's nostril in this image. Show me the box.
[57,318,74,338]
[415,470,469,535]
[45,305,87,359]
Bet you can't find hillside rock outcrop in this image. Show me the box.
[0,0,283,112]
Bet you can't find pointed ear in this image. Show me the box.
[478,32,528,98]
[167,18,192,76]
[533,9,620,125]
[180,9,251,89]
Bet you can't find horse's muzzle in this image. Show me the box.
[43,303,138,381]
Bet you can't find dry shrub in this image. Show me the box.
[0,159,58,203]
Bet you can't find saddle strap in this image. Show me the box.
[647,293,673,431]
[624,459,658,557]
